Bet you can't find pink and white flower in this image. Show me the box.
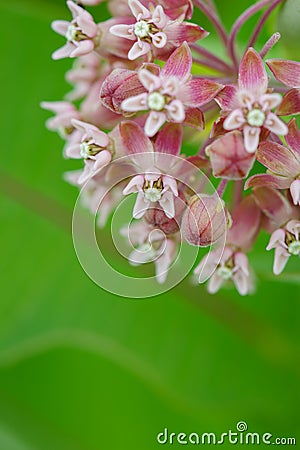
[267,220,300,275]
[216,48,288,153]
[106,43,222,136]
[195,195,261,295]
[120,120,183,219]
[109,0,207,61]
[195,246,254,296]
[51,1,99,59]
[40,100,81,139]
[121,221,177,283]
[246,119,300,205]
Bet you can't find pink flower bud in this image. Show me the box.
[181,194,229,246]
[144,192,186,235]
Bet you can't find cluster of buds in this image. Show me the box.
[43,0,300,295]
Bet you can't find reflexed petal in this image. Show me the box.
[152,5,168,28]
[253,186,293,226]
[151,32,167,48]
[155,123,182,155]
[183,108,204,130]
[264,113,288,136]
[266,59,300,88]
[70,40,94,58]
[243,125,260,153]
[178,78,223,107]
[159,191,175,218]
[165,100,185,122]
[128,41,151,60]
[51,20,70,36]
[206,131,255,180]
[238,47,268,95]
[109,24,135,40]
[122,93,149,112]
[245,173,290,190]
[228,195,261,250]
[52,42,74,60]
[138,69,161,92]
[257,141,298,176]
[215,85,238,110]
[290,180,300,205]
[273,246,290,275]
[161,42,192,82]
[260,93,282,111]
[144,111,167,136]
[164,22,208,46]
[276,89,300,116]
[223,109,246,130]
[128,0,151,20]
[120,121,153,155]
[286,118,300,157]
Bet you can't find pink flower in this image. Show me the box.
[109,0,207,61]
[216,48,288,153]
[65,53,103,100]
[116,43,222,136]
[267,220,300,275]
[65,119,125,184]
[194,195,261,295]
[195,247,254,296]
[120,121,183,219]
[121,221,177,283]
[40,101,81,139]
[246,119,300,205]
[51,1,99,59]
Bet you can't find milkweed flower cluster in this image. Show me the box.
[43,0,300,295]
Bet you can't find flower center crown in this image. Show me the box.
[134,20,150,38]
[288,240,300,256]
[217,266,233,280]
[247,109,265,127]
[148,92,165,111]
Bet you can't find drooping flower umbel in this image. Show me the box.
[216,48,288,153]
[43,0,300,294]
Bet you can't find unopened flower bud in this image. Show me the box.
[144,193,186,235]
[181,194,229,246]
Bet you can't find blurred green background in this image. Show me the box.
[0,0,299,449]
